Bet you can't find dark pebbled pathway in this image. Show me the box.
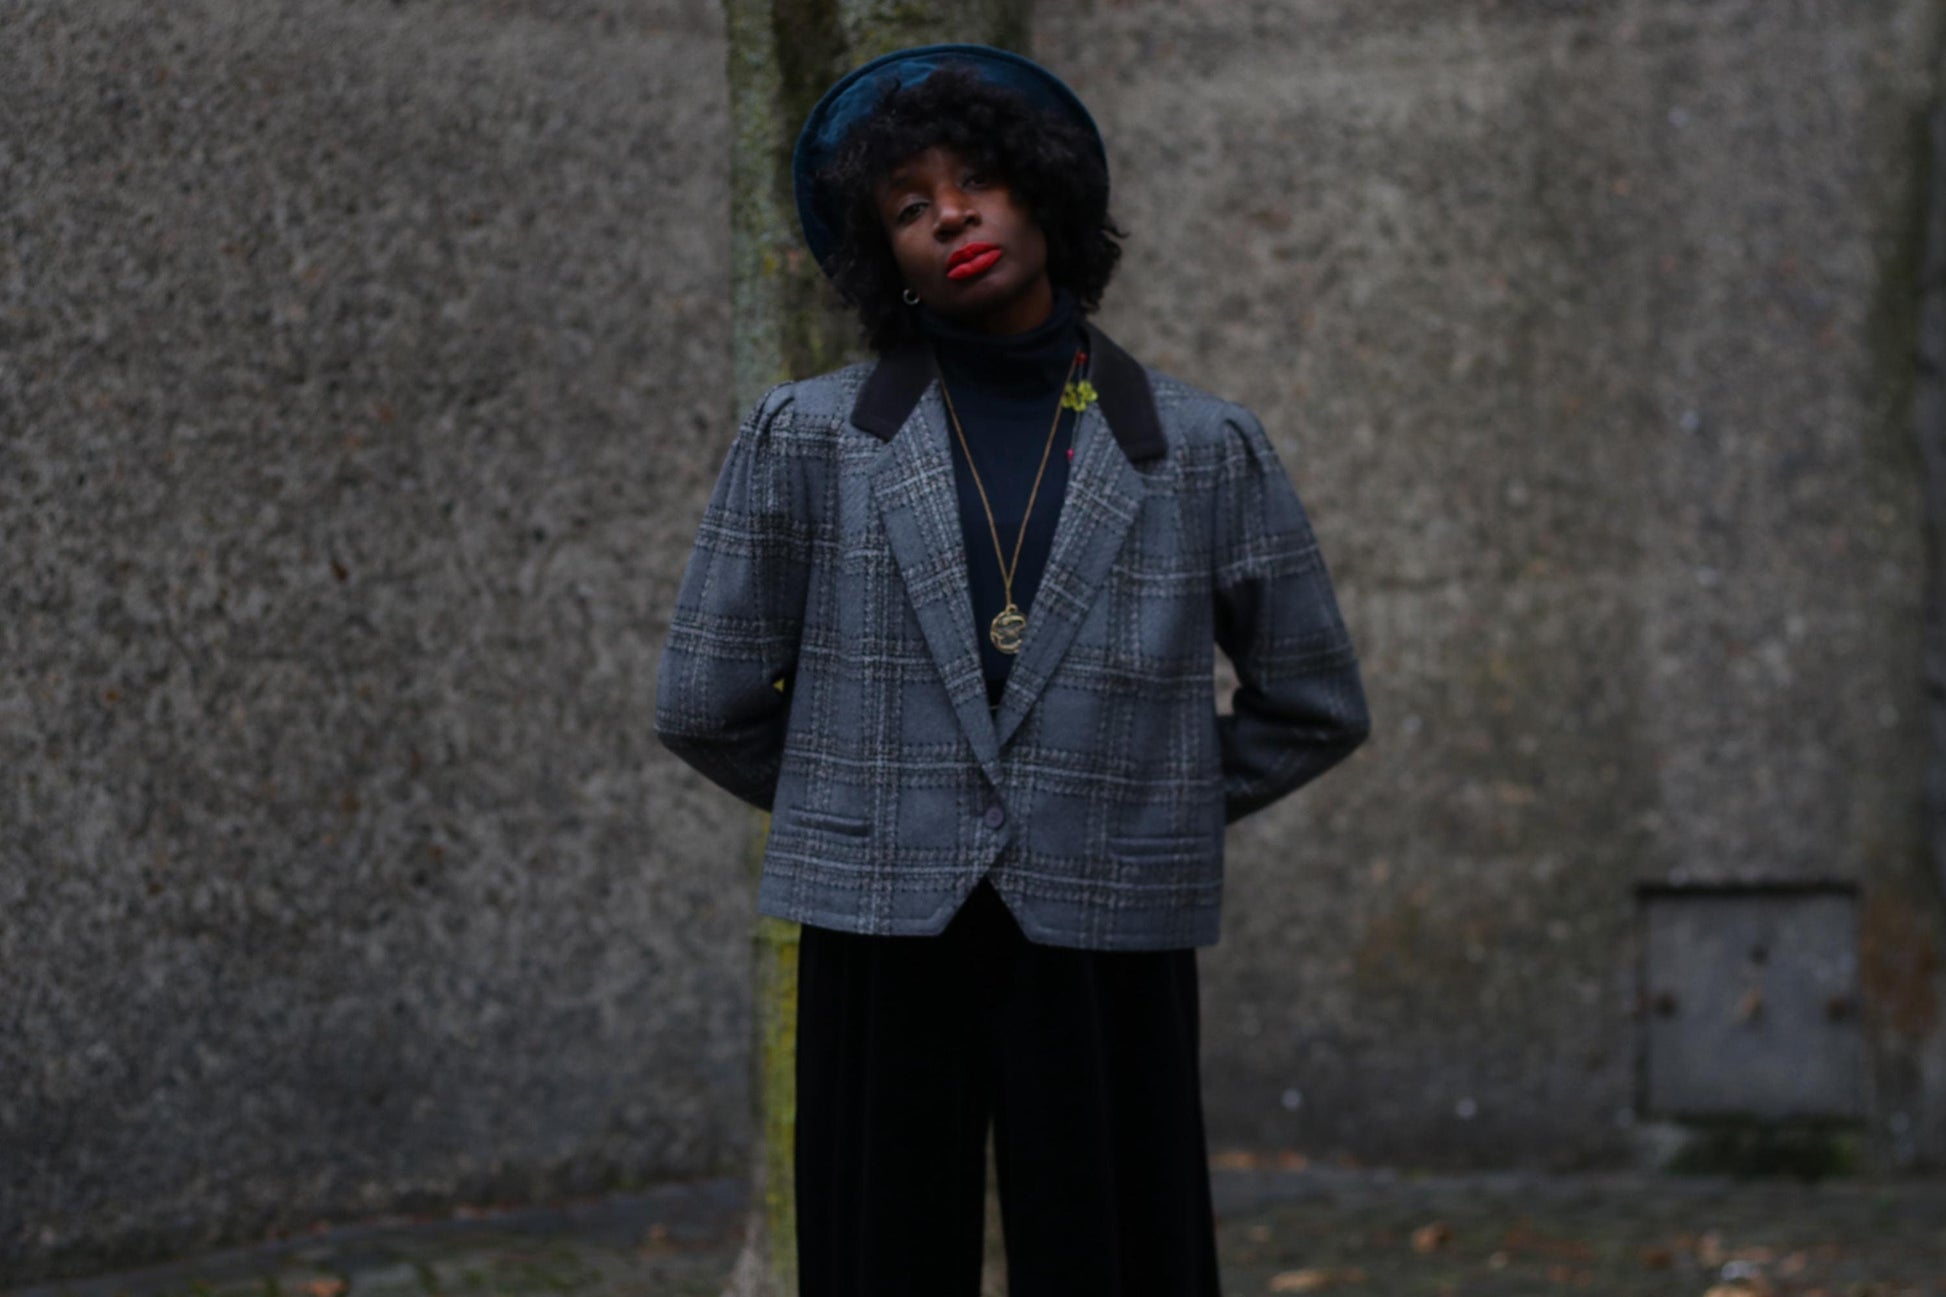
[9,1165,1946,1297]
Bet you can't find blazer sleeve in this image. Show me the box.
[654,382,811,811]
[1211,405,1370,824]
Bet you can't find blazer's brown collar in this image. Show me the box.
[849,319,1168,463]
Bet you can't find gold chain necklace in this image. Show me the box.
[937,349,1081,655]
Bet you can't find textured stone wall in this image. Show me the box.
[1040,0,1946,1173]
[1,0,748,1282]
[6,0,1946,1284]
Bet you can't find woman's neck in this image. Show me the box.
[920,287,1082,398]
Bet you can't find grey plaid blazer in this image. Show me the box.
[655,323,1368,950]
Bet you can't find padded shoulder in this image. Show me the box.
[777,361,876,429]
[1142,368,1267,456]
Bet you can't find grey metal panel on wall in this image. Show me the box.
[1640,886,1862,1120]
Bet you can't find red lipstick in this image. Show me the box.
[946,242,1002,281]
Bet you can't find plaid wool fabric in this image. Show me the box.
[655,327,1368,951]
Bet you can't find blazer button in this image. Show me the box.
[983,805,1006,830]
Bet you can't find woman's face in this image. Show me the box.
[875,144,1053,336]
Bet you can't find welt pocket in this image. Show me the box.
[1106,834,1205,859]
[785,808,872,838]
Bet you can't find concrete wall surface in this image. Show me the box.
[6,0,1946,1284]
[1040,0,1946,1175]
[1,0,749,1283]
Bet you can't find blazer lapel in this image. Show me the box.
[991,403,1143,749]
[993,322,1164,749]
[852,324,1166,761]
[859,346,1002,773]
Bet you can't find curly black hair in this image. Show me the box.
[813,63,1125,352]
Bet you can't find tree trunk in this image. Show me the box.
[720,4,1030,1293]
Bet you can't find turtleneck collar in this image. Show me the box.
[918,286,1084,398]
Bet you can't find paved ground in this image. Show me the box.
[11,1159,1946,1297]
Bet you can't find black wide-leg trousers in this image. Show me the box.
[794,878,1223,1297]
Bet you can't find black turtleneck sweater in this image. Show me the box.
[918,289,1090,707]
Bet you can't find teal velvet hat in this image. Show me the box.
[791,43,1107,275]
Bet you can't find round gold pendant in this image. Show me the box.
[990,604,1027,655]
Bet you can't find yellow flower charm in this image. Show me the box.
[1061,379,1098,413]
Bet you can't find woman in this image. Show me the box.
[657,44,1369,1297]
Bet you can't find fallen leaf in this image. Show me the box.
[1410,1222,1451,1252]
[302,1280,347,1297]
[1718,1259,1771,1290]
[638,1221,682,1259]
[1269,1267,1366,1291]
